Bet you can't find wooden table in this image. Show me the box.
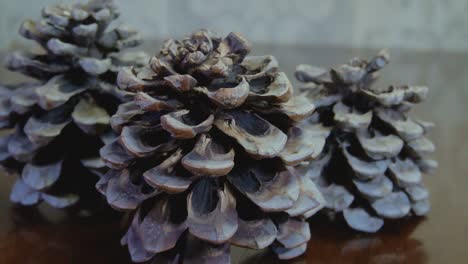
[0,44,466,264]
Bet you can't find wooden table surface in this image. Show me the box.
[0,44,467,264]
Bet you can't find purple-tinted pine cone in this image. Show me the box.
[295,50,436,233]
[98,30,326,263]
[0,0,147,208]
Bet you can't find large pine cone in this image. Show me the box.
[295,50,437,233]
[99,30,326,262]
[0,0,146,208]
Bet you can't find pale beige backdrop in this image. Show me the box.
[0,0,467,52]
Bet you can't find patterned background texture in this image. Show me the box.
[0,0,467,52]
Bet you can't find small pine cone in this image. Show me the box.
[295,49,437,233]
[99,30,326,263]
[0,0,146,208]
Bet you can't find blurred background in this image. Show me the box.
[1,0,467,52]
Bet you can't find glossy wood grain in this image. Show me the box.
[0,44,467,264]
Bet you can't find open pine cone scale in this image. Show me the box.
[99,30,327,262]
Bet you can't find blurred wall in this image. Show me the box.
[1,0,467,52]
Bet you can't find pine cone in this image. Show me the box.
[295,50,437,233]
[0,0,146,208]
[99,30,326,262]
